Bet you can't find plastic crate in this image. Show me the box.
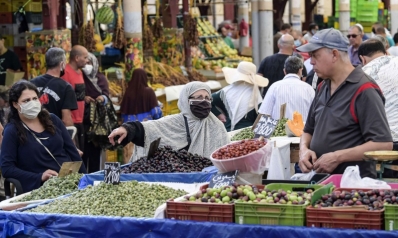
[28,23,43,32]
[3,34,13,47]
[0,24,12,35]
[0,12,12,24]
[262,173,330,185]
[12,0,42,12]
[13,33,25,47]
[158,94,180,116]
[0,0,12,12]
[13,46,26,60]
[384,205,398,230]
[234,183,325,226]
[320,174,398,189]
[166,184,236,222]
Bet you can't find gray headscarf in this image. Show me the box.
[141,81,230,158]
[86,52,101,93]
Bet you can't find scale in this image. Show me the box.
[363,151,398,179]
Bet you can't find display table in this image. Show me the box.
[0,211,396,238]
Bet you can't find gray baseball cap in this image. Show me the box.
[296,28,349,52]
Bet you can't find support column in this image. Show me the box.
[339,0,350,36]
[391,0,398,35]
[238,0,249,52]
[290,0,302,32]
[123,0,143,80]
[43,0,60,29]
[259,0,273,59]
[183,0,191,70]
[251,0,260,67]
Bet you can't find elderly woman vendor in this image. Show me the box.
[108,81,230,158]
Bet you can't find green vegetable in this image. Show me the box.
[231,127,255,141]
[13,173,83,203]
[271,118,288,137]
[27,181,188,217]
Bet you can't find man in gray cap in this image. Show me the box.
[296,28,392,178]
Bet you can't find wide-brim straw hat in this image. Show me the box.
[222,61,269,87]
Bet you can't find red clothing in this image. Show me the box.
[62,64,85,123]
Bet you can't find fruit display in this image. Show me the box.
[27,181,188,217]
[144,57,188,86]
[184,14,199,47]
[312,189,397,211]
[231,127,255,141]
[187,69,207,82]
[113,5,126,49]
[236,187,314,205]
[125,37,143,80]
[152,28,184,67]
[121,146,213,174]
[78,20,96,52]
[286,111,304,137]
[96,6,115,24]
[271,118,288,137]
[12,173,83,203]
[196,18,217,37]
[94,34,105,52]
[212,139,267,160]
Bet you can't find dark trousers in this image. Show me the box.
[82,124,102,173]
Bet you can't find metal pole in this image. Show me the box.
[183,0,192,70]
[251,0,260,67]
[339,0,350,36]
[238,0,249,52]
[291,0,302,32]
[391,1,398,35]
[259,0,273,59]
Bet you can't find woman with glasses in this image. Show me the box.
[108,81,230,159]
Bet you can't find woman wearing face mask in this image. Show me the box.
[81,52,110,173]
[108,81,230,159]
[303,23,318,42]
[0,81,86,193]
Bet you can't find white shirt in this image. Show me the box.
[388,46,398,56]
[362,56,398,141]
[259,73,315,121]
[304,58,313,73]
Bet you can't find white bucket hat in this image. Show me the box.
[222,61,269,87]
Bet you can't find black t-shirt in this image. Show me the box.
[258,54,290,97]
[30,74,78,120]
[0,50,22,85]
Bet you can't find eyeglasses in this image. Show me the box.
[189,96,212,102]
[347,34,358,38]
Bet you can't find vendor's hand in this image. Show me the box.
[313,152,339,173]
[77,149,83,157]
[217,114,227,123]
[84,96,95,104]
[42,169,58,182]
[96,95,105,103]
[299,148,317,173]
[108,127,127,145]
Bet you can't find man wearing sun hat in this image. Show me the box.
[296,28,392,178]
[211,61,268,131]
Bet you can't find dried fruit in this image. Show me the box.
[212,139,267,160]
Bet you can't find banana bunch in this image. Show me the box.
[102,33,112,45]
[148,82,165,91]
[109,81,122,96]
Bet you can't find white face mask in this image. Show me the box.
[82,65,93,75]
[18,100,42,119]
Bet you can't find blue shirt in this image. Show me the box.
[348,45,361,67]
[0,114,86,192]
[121,106,163,123]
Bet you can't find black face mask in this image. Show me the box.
[189,100,211,119]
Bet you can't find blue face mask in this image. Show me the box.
[294,40,302,47]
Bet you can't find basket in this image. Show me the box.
[210,139,272,174]
[384,204,398,230]
[0,0,12,12]
[235,183,324,226]
[166,184,234,222]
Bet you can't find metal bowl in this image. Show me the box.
[363,151,398,161]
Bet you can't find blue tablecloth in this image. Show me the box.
[0,211,397,238]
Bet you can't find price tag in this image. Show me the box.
[209,170,239,189]
[104,162,121,185]
[58,161,82,178]
[252,114,278,139]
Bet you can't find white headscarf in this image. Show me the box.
[141,82,230,158]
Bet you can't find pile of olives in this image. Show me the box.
[13,173,83,203]
[121,146,213,173]
[231,127,255,141]
[27,181,188,217]
[272,118,288,137]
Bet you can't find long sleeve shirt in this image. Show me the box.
[1,114,86,192]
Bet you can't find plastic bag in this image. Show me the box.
[340,165,391,189]
[290,170,316,181]
[210,139,272,174]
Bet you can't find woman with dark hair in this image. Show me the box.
[120,69,162,123]
[0,81,86,192]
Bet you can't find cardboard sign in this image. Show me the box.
[209,170,239,189]
[5,70,25,87]
[253,114,278,139]
[58,161,82,178]
[104,162,121,185]
[147,138,161,159]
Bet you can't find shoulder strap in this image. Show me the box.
[22,123,62,168]
[183,116,192,150]
[349,82,383,123]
